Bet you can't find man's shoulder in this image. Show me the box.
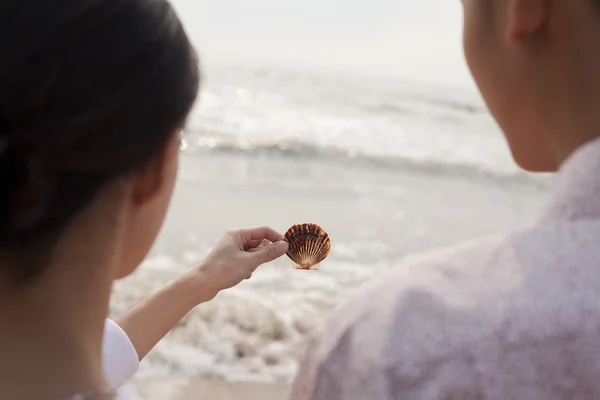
[333,220,600,331]
[343,233,509,319]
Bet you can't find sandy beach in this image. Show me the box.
[130,378,286,400]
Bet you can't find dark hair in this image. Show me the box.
[0,0,200,284]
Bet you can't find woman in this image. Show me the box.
[289,0,600,398]
[0,1,288,399]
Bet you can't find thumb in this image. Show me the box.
[250,240,289,264]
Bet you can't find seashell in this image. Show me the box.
[283,223,331,270]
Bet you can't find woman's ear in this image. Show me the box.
[506,0,550,46]
[131,133,181,207]
[114,132,181,280]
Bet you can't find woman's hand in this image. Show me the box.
[196,226,289,295]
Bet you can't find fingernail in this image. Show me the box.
[275,241,289,253]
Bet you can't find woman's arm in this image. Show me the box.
[102,271,216,388]
[102,226,288,387]
[114,270,217,360]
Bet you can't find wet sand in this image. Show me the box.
[130,378,287,400]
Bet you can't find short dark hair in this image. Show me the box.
[0,0,200,284]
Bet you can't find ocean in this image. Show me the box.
[109,63,553,384]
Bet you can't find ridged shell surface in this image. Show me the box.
[283,223,331,270]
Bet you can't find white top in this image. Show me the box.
[98,318,140,399]
[290,137,600,400]
[102,319,140,389]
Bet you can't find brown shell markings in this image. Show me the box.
[283,223,331,270]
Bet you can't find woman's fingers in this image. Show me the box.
[238,226,284,244]
[245,238,271,251]
[247,240,272,253]
[226,226,288,264]
[245,240,289,264]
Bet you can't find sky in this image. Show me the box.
[171,0,476,89]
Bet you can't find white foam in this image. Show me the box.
[110,251,391,383]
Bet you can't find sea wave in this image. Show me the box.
[181,136,554,189]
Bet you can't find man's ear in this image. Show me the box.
[131,133,180,207]
[506,0,550,45]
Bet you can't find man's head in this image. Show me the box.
[461,0,600,172]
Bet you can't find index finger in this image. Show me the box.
[239,226,284,244]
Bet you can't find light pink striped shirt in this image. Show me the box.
[291,138,600,400]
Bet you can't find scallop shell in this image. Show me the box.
[283,223,331,270]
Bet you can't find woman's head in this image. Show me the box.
[461,0,600,172]
[0,0,199,285]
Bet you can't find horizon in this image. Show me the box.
[171,0,476,90]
